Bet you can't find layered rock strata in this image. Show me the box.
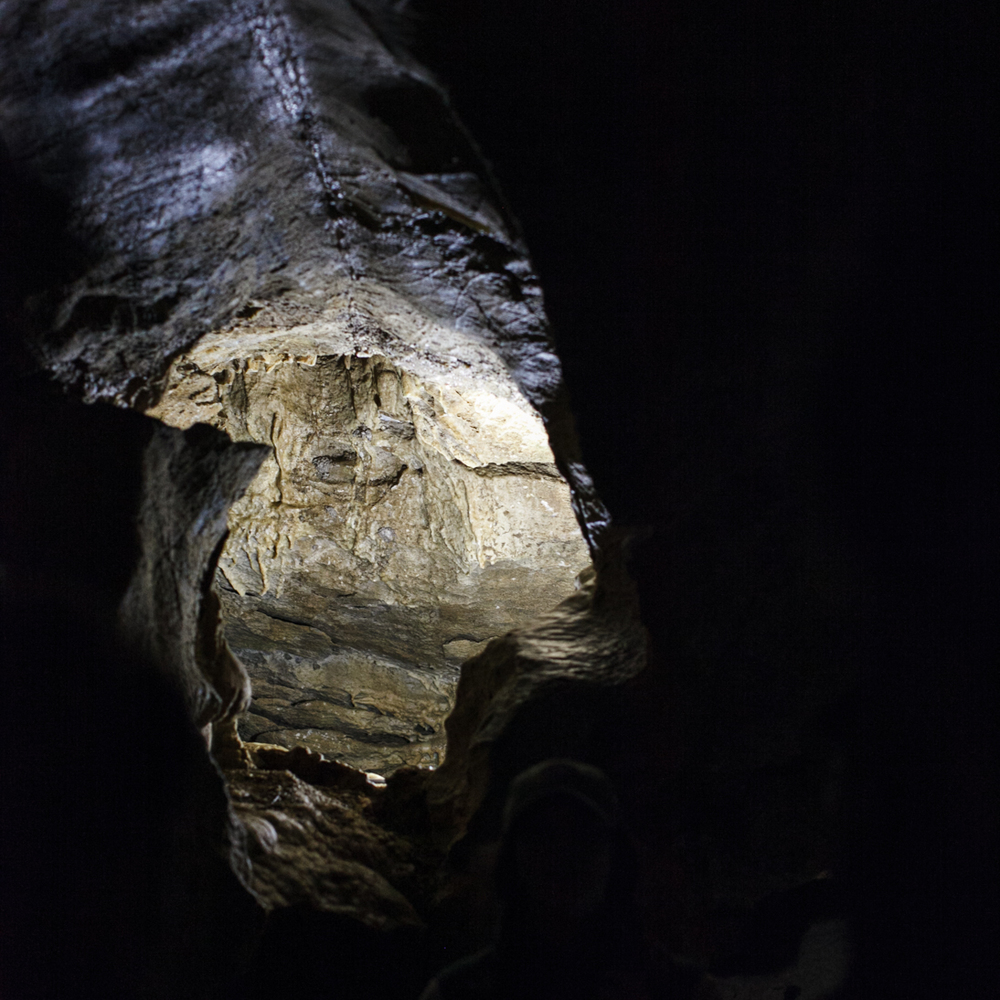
[149,349,591,771]
[0,0,608,777]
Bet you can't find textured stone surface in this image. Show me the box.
[236,646,456,771]
[226,764,441,930]
[0,0,644,976]
[427,556,647,843]
[0,0,609,552]
[119,422,268,727]
[148,350,590,769]
[0,0,605,776]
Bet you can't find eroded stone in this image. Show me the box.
[226,767,438,930]
[117,421,268,727]
[149,352,591,770]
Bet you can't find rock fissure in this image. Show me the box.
[461,460,563,479]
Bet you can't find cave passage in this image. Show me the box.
[150,349,592,774]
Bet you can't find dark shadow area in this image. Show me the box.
[0,353,261,997]
[0,577,259,1000]
[244,906,435,1000]
[413,0,997,994]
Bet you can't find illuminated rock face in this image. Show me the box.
[1,1,858,971]
[1,0,621,852]
[149,349,591,771]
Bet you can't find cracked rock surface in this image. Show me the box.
[0,0,629,953]
[1,0,604,775]
[150,350,590,771]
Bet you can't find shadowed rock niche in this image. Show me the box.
[150,349,591,773]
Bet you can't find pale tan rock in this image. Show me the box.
[150,352,592,770]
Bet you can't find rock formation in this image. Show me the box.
[1,0,643,975]
[118,422,268,731]
[0,0,618,779]
[149,348,591,771]
[1,1,866,996]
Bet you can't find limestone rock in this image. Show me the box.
[0,0,609,554]
[118,422,268,727]
[1,0,638,944]
[0,0,609,774]
[148,351,590,769]
[246,743,372,792]
[226,766,438,930]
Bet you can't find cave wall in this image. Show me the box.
[0,0,607,536]
[0,0,618,782]
[1,3,641,989]
[6,0,990,995]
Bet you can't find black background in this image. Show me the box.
[411,0,996,995]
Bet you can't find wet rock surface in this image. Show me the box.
[3,0,944,996]
[2,6,634,989]
[1,0,602,775]
[0,0,609,550]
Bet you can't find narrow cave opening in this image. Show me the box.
[148,347,593,776]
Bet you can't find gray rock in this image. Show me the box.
[118,422,267,726]
[0,0,643,949]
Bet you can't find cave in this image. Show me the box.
[2,3,638,994]
[2,2,993,999]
